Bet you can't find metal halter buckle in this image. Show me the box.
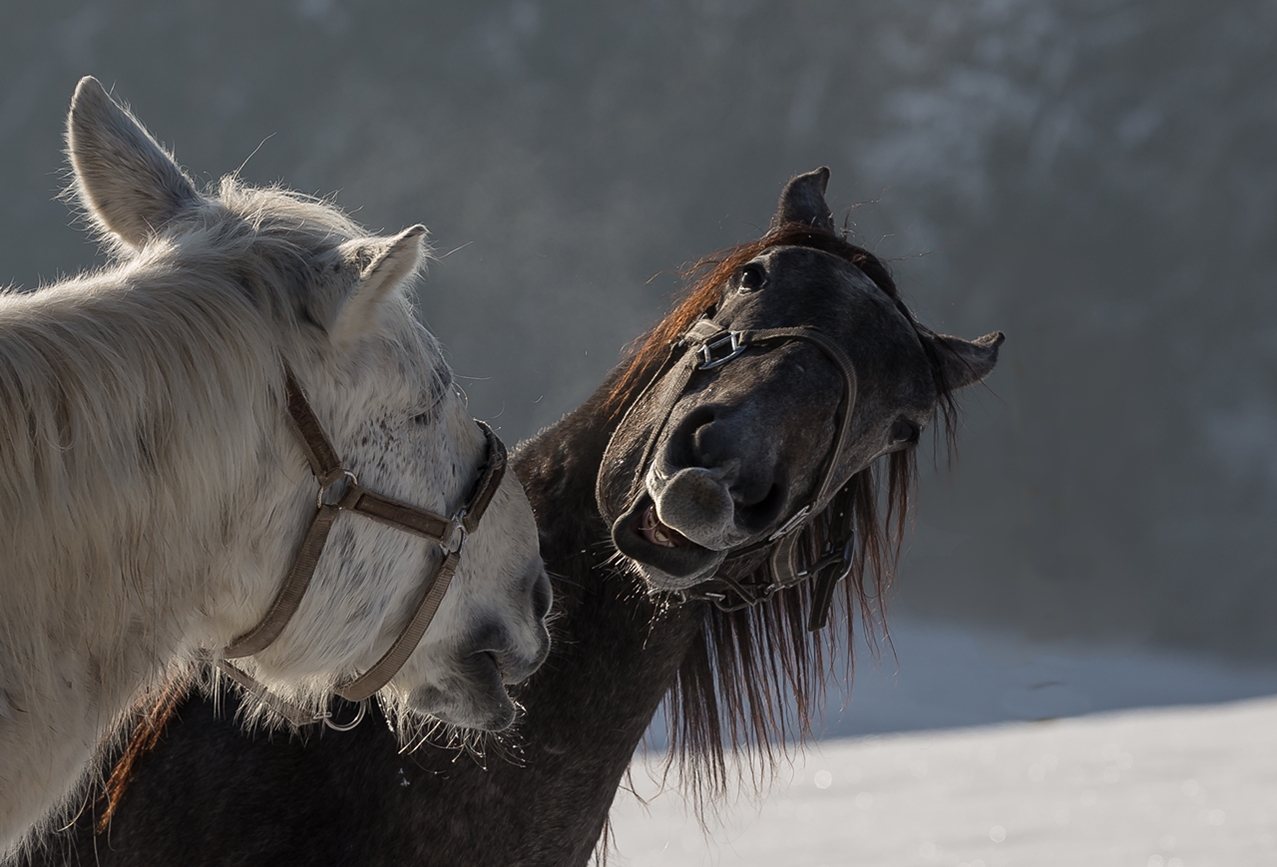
[795,539,855,579]
[697,332,747,370]
[706,582,782,612]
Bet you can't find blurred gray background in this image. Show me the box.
[4,1,1276,724]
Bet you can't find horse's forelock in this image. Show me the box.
[603,224,900,422]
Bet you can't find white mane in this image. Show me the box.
[1,181,363,572]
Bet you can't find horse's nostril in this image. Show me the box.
[530,570,552,622]
[736,479,782,511]
[483,650,504,678]
[731,479,787,536]
[688,409,724,469]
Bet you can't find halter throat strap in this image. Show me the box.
[218,365,507,726]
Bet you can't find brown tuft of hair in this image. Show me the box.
[603,224,913,419]
[96,671,193,833]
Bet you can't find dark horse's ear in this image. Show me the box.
[933,331,1005,391]
[772,167,835,233]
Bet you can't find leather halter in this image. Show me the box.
[606,314,861,632]
[217,365,508,727]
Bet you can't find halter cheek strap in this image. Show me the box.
[218,365,507,727]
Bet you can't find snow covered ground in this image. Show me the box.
[611,697,1277,866]
[812,618,1277,738]
[611,619,1277,865]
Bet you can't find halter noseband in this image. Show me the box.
[608,313,861,632]
[217,365,507,728]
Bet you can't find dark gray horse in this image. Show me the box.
[25,168,1002,867]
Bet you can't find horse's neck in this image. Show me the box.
[0,271,286,852]
[500,561,704,866]
[454,394,708,863]
[29,387,707,867]
[13,276,320,709]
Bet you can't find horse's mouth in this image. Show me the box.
[611,496,725,590]
[636,503,692,548]
[409,654,518,732]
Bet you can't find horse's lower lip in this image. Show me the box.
[409,652,519,731]
[635,504,691,548]
[610,496,725,588]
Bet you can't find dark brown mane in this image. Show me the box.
[603,223,915,420]
[605,222,963,803]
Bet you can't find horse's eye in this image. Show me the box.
[890,419,920,445]
[737,263,767,292]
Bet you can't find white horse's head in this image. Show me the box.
[65,77,550,732]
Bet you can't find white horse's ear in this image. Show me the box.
[330,224,428,344]
[66,76,199,249]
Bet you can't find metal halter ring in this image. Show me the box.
[317,470,357,509]
[697,331,747,370]
[443,517,469,556]
[318,700,367,732]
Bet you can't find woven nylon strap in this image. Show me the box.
[220,366,507,717]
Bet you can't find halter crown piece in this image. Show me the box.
[610,312,861,632]
[217,365,508,729]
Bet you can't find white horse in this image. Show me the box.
[0,77,551,853]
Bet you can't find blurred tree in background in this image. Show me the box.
[3,0,1275,656]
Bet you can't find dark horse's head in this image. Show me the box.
[596,168,1002,785]
[598,167,1001,595]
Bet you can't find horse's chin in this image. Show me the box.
[408,655,519,732]
[611,496,727,592]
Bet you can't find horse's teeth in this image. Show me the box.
[637,505,676,547]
